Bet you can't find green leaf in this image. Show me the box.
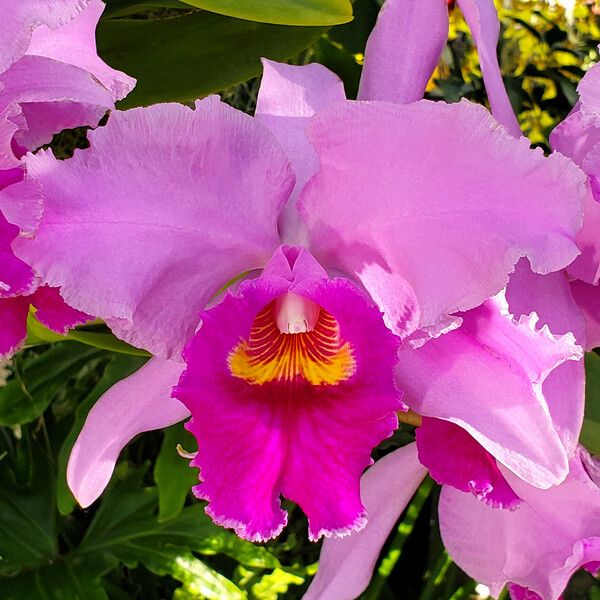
[250,567,305,600]
[179,0,352,26]
[328,0,379,54]
[581,352,600,455]
[154,422,198,522]
[0,343,105,426]
[102,0,190,18]
[0,559,109,600]
[78,470,280,570]
[314,36,362,98]
[96,12,327,108]
[65,331,150,357]
[152,552,246,600]
[448,582,477,600]
[56,354,149,514]
[418,552,453,600]
[0,437,57,572]
[27,314,150,357]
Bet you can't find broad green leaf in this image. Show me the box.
[78,471,280,570]
[0,343,104,426]
[102,0,190,18]
[179,0,352,26]
[66,330,150,357]
[581,352,600,454]
[0,438,57,572]
[96,12,327,108]
[27,314,150,357]
[0,559,108,600]
[56,354,149,514]
[154,422,198,522]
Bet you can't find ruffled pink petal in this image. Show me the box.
[299,99,586,332]
[356,263,421,338]
[17,97,295,358]
[27,0,135,102]
[455,0,521,137]
[506,262,586,455]
[0,168,43,299]
[575,60,600,115]
[0,56,112,109]
[304,443,427,600]
[17,100,107,152]
[548,72,600,285]
[0,56,113,150]
[397,296,581,488]
[439,451,600,600]
[416,417,521,509]
[357,0,449,103]
[0,168,44,234]
[0,0,90,73]
[175,247,402,541]
[255,60,345,245]
[0,210,35,298]
[570,280,600,350]
[0,295,30,357]
[0,104,21,169]
[67,358,188,507]
[569,147,600,284]
[31,286,91,333]
[550,105,600,169]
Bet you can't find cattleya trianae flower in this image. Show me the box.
[4,0,597,597]
[0,0,134,356]
[15,6,591,551]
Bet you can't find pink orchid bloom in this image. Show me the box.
[307,1,597,598]
[306,444,600,600]
[0,0,134,356]
[0,0,135,162]
[14,0,589,544]
[441,448,600,600]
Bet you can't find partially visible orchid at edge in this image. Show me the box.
[1,0,598,599]
[0,0,135,357]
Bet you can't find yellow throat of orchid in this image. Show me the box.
[228,293,356,386]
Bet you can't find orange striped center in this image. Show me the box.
[228,301,356,386]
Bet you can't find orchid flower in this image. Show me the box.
[15,0,589,547]
[0,0,135,161]
[441,448,600,600]
[307,1,597,598]
[0,0,135,357]
[545,60,600,350]
[309,443,600,600]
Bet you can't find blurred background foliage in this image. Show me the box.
[1,0,599,598]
